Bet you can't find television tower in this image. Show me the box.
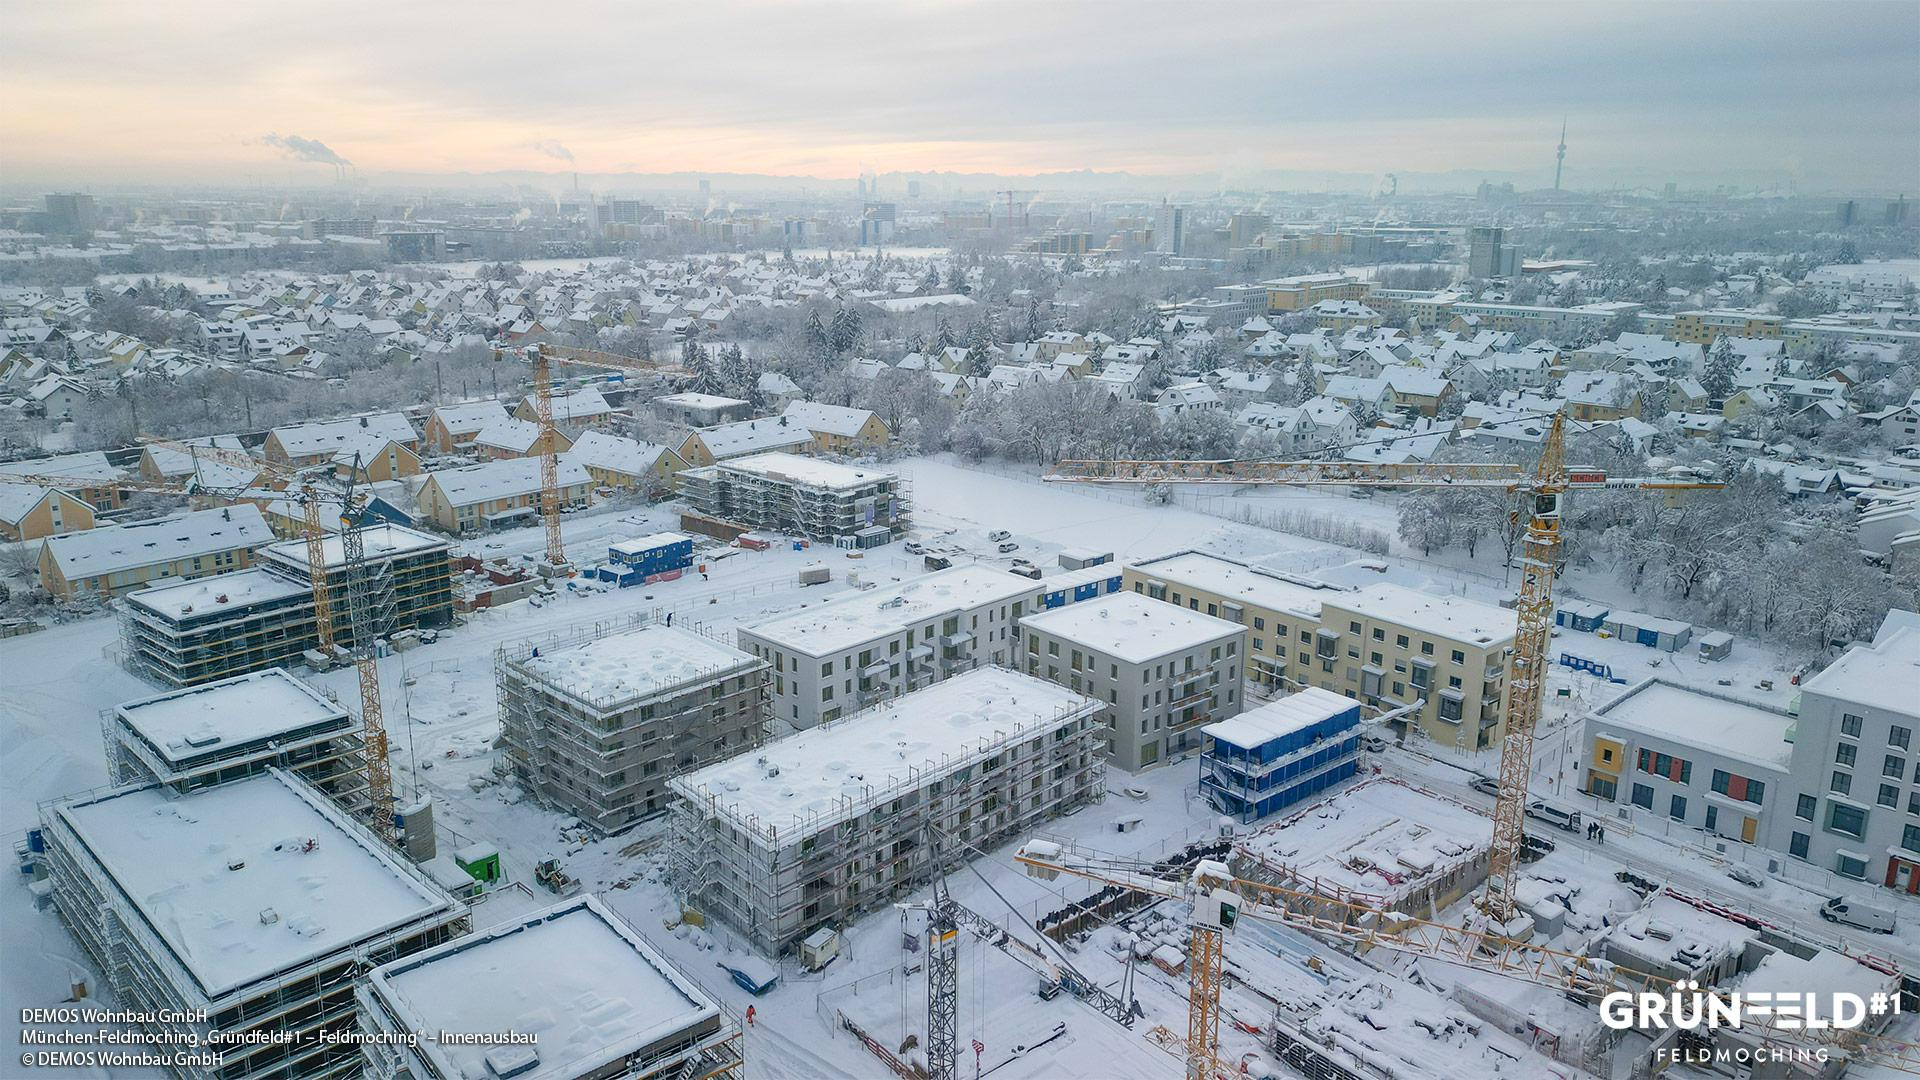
[1554,120,1567,191]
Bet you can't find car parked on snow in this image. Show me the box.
[988,530,1012,542]
[997,540,1020,553]
[1468,775,1500,798]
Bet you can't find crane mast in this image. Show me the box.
[526,344,568,571]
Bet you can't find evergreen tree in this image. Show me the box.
[934,316,957,350]
[1701,338,1739,403]
[1024,300,1042,343]
[829,307,863,354]
[686,343,722,395]
[920,264,941,292]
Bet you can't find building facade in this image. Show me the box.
[1201,687,1362,823]
[678,451,907,545]
[497,621,770,831]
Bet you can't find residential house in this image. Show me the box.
[38,504,274,598]
[780,400,891,453]
[564,430,686,495]
[423,401,510,454]
[415,457,593,534]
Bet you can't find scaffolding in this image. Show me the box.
[678,460,912,543]
[667,688,1106,958]
[495,614,772,833]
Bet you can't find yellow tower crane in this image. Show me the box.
[1044,415,1722,925]
[493,341,691,573]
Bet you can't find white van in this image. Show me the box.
[1819,896,1897,934]
[1525,799,1583,833]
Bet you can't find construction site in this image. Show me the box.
[678,450,910,546]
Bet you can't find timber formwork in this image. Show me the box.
[495,617,772,833]
[669,701,1104,958]
[37,774,467,1080]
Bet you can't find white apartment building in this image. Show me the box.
[1019,592,1248,771]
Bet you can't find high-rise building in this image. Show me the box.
[1553,120,1567,190]
[43,192,96,236]
[1157,201,1186,256]
[1467,226,1512,279]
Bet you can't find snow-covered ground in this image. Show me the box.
[4,454,1915,1078]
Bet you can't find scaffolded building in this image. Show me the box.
[669,667,1104,957]
[104,669,369,815]
[358,897,743,1080]
[37,770,467,1079]
[677,451,909,545]
[497,618,771,832]
[120,524,454,688]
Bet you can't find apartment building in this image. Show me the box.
[37,770,467,1079]
[120,524,452,687]
[359,897,742,1080]
[1201,687,1362,823]
[738,565,1037,729]
[0,482,96,541]
[1669,309,1784,345]
[497,621,770,831]
[1447,300,1644,339]
[1264,272,1372,314]
[1019,592,1247,772]
[678,451,907,545]
[668,668,1104,956]
[38,504,275,599]
[1123,552,1514,748]
[105,668,369,813]
[415,456,593,534]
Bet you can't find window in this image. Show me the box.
[1881,784,1901,808]
[1841,713,1864,737]
[1831,771,1852,795]
[1670,794,1687,821]
[1886,755,1907,778]
[1796,793,1817,820]
[1711,770,1764,805]
[1894,725,1913,750]
[1704,806,1718,832]
[1395,634,1409,648]
[820,662,832,677]
[1372,628,1384,641]
[1421,641,1434,655]
[1637,750,1692,784]
[1836,853,1868,880]
[1911,791,1920,816]
[1348,621,1361,633]
[1835,742,1857,767]
[1253,617,1265,631]
[1789,832,1810,859]
[1827,802,1867,838]
[1904,824,1920,854]
[1451,649,1465,665]
[1631,783,1654,810]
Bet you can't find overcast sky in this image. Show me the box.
[6,1,1917,191]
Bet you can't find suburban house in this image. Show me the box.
[513,386,613,428]
[424,401,511,454]
[263,413,419,466]
[0,483,97,541]
[37,505,275,598]
[471,416,572,461]
[780,400,892,453]
[564,431,686,495]
[676,416,814,467]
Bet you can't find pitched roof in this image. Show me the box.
[423,457,591,506]
[270,412,417,457]
[782,400,880,438]
[43,505,273,580]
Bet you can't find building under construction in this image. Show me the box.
[677,451,908,545]
[668,667,1103,957]
[497,618,771,832]
[104,669,368,815]
[120,524,454,687]
[357,896,742,1080]
[36,769,467,1079]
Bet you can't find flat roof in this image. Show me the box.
[1327,583,1515,648]
[514,624,758,709]
[125,565,311,618]
[1128,551,1344,619]
[56,771,455,1000]
[262,522,447,571]
[656,392,747,408]
[116,669,350,765]
[717,451,896,492]
[671,668,1099,836]
[743,565,1034,655]
[609,531,692,555]
[1020,592,1242,664]
[1802,625,1920,718]
[1593,680,1794,771]
[1204,687,1358,747]
[369,897,719,1080]
[1236,779,1487,899]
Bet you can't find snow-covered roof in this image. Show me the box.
[564,430,674,478]
[1801,624,1920,721]
[270,412,416,457]
[782,399,880,437]
[671,668,1100,835]
[656,391,748,410]
[1020,592,1242,664]
[43,505,273,580]
[713,451,895,492]
[525,386,611,421]
[423,457,592,506]
[114,669,349,767]
[512,624,759,710]
[366,896,722,1080]
[1203,687,1358,748]
[261,522,446,572]
[53,770,459,1000]
[689,416,814,458]
[744,564,1033,654]
[1330,583,1514,648]
[429,400,509,434]
[0,450,118,484]
[1129,551,1346,620]
[125,564,311,619]
[1592,679,1794,770]
[471,416,544,454]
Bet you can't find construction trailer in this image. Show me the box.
[104,669,368,814]
[119,523,454,688]
[358,896,743,1080]
[677,451,909,544]
[1199,687,1362,823]
[496,619,771,832]
[37,770,467,1079]
[668,667,1104,958]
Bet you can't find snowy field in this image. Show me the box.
[5,454,1917,1078]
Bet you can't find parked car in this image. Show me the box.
[1820,896,1896,933]
[1524,799,1582,833]
[904,541,926,555]
[988,529,1012,542]
[1360,734,1389,753]
[924,554,953,571]
[1725,865,1764,889]
[1468,775,1500,798]
[997,540,1020,553]
[1010,564,1042,580]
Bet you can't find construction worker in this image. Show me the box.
[745,1005,756,1028]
